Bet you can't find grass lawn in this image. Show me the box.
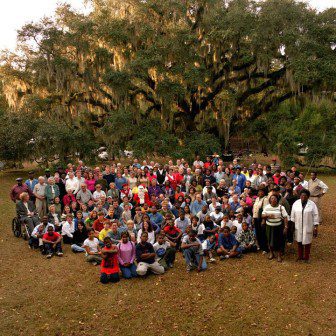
[1,171,335,336]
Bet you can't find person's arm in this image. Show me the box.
[54,234,62,245]
[165,236,176,248]
[181,240,200,249]
[84,243,101,255]
[62,223,73,238]
[101,246,117,256]
[319,181,329,195]
[10,187,16,202]
[140,244,156,259]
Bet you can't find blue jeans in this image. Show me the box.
[120,263,138,279]
[71,244,86,253]
[183,248,207,270]
[44,242,62,255]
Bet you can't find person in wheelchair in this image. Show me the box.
[29,216,54,251]
[16,192,39,233]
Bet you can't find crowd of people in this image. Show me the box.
[10,155,329,284]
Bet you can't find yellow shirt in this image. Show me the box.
[99,228,112,241]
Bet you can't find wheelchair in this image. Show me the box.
[12,216,31,240]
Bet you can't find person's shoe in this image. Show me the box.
[92,261,98,266]
[287,242,293,247]
[268,253,275,260]
[186,264,192,272]
[169,263,174,268]
[262,251,268,255]
[46,254,52,259]
[209,258,216,263]
[277,255,283,263]
[56,252,63,257]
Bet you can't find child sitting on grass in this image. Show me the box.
[217,226,242,260]
[202,234,216,262]
[181,230,207,272]
[237,222,257,253]
[153,233,176,270]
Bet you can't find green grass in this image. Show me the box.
[1,171,336,336]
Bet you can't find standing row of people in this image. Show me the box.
[10,155,328,283]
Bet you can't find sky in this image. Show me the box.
[0,0,335,50]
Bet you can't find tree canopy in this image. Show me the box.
[0,0,335,164]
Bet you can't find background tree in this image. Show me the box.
[0,0,335,161]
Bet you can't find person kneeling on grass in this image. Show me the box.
[100,236,120,284]
[83,228,102,265]
[153,233,176,270]
[136,232,165,277]
[201,234,216,262]
[217,226,242,260]
[181,230,207,272]
[42,226,63,259]
[237,222,257,254]
[117,231,137,279]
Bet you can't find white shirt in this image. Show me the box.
[232,220,243,237]
[202,186,216,196]
[209,202,221,213]
[210,211,224,222]
[137,230,155,244]
[221,219,233,228]
[83,238,100,255]
[65,178,79,194]
[193,160,204,167]
[61,220,75,238]
[92,190,106,201]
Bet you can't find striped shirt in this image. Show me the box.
[262,204,288,226]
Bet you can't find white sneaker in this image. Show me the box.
[209,258,216,263]
[56,252,63,257]
[46,254,52,259]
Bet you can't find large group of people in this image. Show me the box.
[10,155,329,284]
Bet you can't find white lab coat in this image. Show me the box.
[290,199,319,245]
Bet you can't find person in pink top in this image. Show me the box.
[117,231,137,279]
[85,171,96,193]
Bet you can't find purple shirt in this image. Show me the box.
[148,185,162,197]
[117,241,136,265]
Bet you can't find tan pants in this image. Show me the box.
[310,196,322,223]
[136,261,165,276]
[35,199,47,218]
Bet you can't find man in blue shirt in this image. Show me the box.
[190,194,207,216]
[149,205,164,228]
[25,171,38,192]
[229,194,241,213]
[232,166,246,191]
